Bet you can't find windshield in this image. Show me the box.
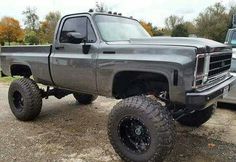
[94,15,150,42]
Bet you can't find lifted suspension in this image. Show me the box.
[41,86,72,99]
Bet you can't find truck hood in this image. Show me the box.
[108,37,229,49]
[131,37,227,48]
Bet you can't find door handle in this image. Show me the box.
[55,45,64,50]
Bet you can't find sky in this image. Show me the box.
[0,0,235,27]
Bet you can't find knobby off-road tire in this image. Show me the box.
[177,105,215,127]
[8,78,42,121]
[73,93,98,105]
[108,96,176,162]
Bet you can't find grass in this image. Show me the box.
[0,76,16,83]
[0,68,16,83]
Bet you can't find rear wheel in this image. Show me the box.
[8,78,42,121]
[73,93,97,105]
[177,105,215,127]
[108,96,175,162]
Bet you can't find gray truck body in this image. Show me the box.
[0,12,235,111]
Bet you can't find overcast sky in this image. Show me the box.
[0,0,235,27]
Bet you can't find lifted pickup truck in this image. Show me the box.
[0,11,235,162]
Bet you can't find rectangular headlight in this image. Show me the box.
[193,54,210,88]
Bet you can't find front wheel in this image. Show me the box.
[8,78,42,121]
[108,96,175,162]
[73,93,97,105]
[177,105,215,127]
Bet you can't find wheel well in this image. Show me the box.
[10,65,32,77]
[112,71,169,99]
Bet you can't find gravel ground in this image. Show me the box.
[0,83,235,162]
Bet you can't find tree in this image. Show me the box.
[25,30,39,45]
[195,3,228,42]
[165,15,184,30]
[22,7,39,31]
[171,24,189,37]
[0,25,4,45]
[0,17,24,45]
[156,28,172,36]
[152,26,162,36]
[140,21,172,36]
[39,11,61,43]
[140,20,154,36]
[95,2,108,12]
[183,21,196,34]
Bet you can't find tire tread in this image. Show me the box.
[108,96,175,162]
[8,78,42,121]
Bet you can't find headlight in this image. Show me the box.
[196,56,204,77]
[193,54,210,88]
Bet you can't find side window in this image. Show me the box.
[230,32,236,45]
[59,17,96,43]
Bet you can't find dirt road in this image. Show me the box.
[0,83,235,162]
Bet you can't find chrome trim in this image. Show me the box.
[196,73,230,92]
[203,53,210,82]
[193,51,232,90]
[193,54,205,88]
[209,51,232,55]
[188,76,235,96]
[208,71,229,80]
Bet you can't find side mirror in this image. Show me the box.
[67,32,85,44]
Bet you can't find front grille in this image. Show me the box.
[208,53,232,77]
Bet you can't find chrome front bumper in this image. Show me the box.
[186,75,236,110]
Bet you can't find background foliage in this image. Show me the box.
[0,2,236,45]
[0,17,24,45]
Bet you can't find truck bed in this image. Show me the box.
[0,45,53,85]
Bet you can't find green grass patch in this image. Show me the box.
[0,77,16,83]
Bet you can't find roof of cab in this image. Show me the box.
[62,11,137,21]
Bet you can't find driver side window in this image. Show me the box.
[59,17,96,43]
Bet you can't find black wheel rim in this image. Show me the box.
[118,116,151,153]
[13,91,24,112]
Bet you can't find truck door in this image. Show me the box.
[51,15,98,93]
